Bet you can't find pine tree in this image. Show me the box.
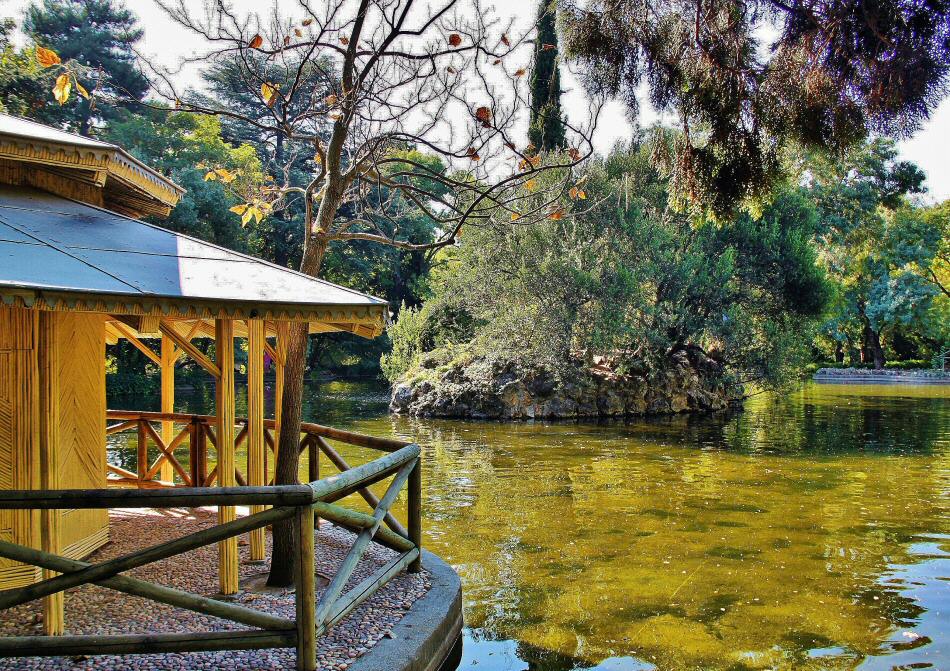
[528,1,566,151]
[25,0,147,135]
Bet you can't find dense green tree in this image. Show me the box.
[806,139,942,368]
[25,0,147,134]
[0,20,50,118]
[528,1,566,151]
[387,141,830,389]
[102,110,264,250]
[561,0,950,215]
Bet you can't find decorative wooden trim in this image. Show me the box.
[0,291,388,339]
[0,133,183,210]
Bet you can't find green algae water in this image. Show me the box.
[108,381,949,671]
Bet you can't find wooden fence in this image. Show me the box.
[0,423,423,671]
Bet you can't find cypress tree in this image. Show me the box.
[528,1,566,152]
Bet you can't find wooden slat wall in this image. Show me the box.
[0,307,38,589]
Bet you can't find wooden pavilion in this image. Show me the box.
[0,114,393,640]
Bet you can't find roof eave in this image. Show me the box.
[0,285,389,339]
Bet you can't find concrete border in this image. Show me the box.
[349,549,463,671]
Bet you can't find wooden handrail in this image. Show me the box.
[105,410,411,451]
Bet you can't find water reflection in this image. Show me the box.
[107,381,949,670]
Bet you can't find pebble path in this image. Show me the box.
[0,508,430,670]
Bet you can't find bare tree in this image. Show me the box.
[142,0,599,585]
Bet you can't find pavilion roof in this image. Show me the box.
[0,185,388,337]
[0,113,183,217]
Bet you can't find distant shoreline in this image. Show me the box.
[813,368,950,385]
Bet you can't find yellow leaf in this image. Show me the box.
[578,190,587,199]
[524,179,537,191]
[262,82,278,107]
[241,206,258,226]
[35,46,61,68]
[75,80,90,99]
[215,168,236,183]
[249,34,264,49]
[52,73,71,104]
[204,171,218,181]
[229,204,248,215]
[569,186,579,199]
[325,94,338,106]
[510,212,520,221]
[548,208,565,220]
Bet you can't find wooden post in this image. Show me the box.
[274,321,289,465]
[215,318,238,595]
[160,337,176,483]
[37,313,63,635]
[294,504,316,671]
[137,420,148,485]
[408,457,422,573]
[246,320,266,561]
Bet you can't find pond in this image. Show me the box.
[108,380,950,671]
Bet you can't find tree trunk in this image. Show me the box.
[834,340,844,363]
[266,236,329,587]
[868,328,885,370]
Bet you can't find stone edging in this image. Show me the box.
[348,549,463,671]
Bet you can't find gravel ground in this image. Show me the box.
[0,508,430,670]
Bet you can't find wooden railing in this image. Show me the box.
[0,420,423,671]
[105,409,409,490]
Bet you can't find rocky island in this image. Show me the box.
[390,347,743,419]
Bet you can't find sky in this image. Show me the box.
[3,0,948,202]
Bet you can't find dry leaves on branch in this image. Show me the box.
[249,34,264,49]
[52,73,71,104]
[475,106,492,127]
[448,33,462,47]
[35,46,60,67]
[261,82,279,107]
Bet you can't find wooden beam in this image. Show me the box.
[274,321,289,458]
[160,337,176,483]
[247,319,266,562]
[215,318,238,595]
[37,312,63,636]
[0,542,294,631]
[263,339,282,367]
[315,436,407,538]
[159,320,220,378]
[0,630,296,657]
[0,507,295,610]
[295,505,317,671]
[109,320,161,366]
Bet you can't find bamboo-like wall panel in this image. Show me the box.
[53,313,108,555]
[0,308,38,589]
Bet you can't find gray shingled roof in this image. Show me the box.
[0,185,387,316]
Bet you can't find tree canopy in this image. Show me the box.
[561,0,950,215]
